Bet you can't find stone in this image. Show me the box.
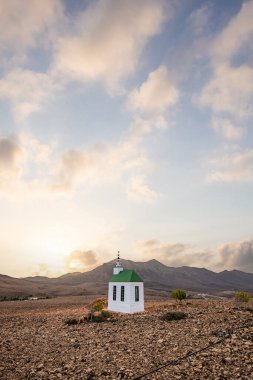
[0,298,253,380]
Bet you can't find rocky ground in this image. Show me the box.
[0,297,253,380]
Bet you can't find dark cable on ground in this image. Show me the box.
[131,319,253,380]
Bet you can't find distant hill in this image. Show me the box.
[1,259,253,298]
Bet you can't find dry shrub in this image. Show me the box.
[160,311,187,321]
[65,317,79,325]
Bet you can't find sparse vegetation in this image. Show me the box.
[1,298,253,379]
[100,310,111,319]
[92,311,112,323]
[160,311,187,321]
[0,295,52,302]
[65,317,79,325]
[86,310,112,323]
[86,298,111,322]
[235,291,251,303]
[92,298,106,312]
[171,289,187,302]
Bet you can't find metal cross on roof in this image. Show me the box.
[116,250,121,267]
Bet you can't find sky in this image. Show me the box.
[0,0,253,277]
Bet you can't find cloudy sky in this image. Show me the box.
[1,0,253,277]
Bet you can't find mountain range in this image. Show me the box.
[1,259,253,298]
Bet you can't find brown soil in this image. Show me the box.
[0,297,252,379]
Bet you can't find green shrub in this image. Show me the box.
[92,298,106,312]
[235,291,251,303]
[93,315,106,322]
[160,311,187,321]
[87,310,112,323]
[101,310,111,319]
[171,289,187,301]
[94,313,110,323]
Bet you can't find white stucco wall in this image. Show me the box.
[108,282,144,313]
[129,282,144,313]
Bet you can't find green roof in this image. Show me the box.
[109,269,143,282]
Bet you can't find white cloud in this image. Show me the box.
[0,0,63,63]
[153,115,168,130]
[51,117,165,196]
[0,69,62,122]
[0,118,160,199]
[0,114,165,200]
[199,63,253,119]
[196,1,253,141]
[51,119,151,192]
[127,65,179,114]
[19,134,54,164]
[0,133,59,197]
[0,136,24,189]
[51,145,107,192]
[211,0,253,62]
[137,238,253,273]
[65,250,98,272]
[32,263,58,278]
[34,238,253,274]
[136,239,213,268]
[53,0,167,92]
[207,148,253,183]
[0,1,169,120]
[127,175,158,203]
[0,1,64,122]
[217,239,253,273]
[212,117,244,140]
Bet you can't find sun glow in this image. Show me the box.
[36,238,75,273]
[44,238,67,255]
[68,259,82,271]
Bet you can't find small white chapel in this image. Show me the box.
[108,252,144,313]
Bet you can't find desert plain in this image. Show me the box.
[0,296,253,380]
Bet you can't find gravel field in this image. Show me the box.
[0,297,253,380]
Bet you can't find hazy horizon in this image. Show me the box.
[1,257,253,279]
[0,0,253,277]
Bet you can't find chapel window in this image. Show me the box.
[113,285,117,301]
[135,286,139,302]
[121,286,125,302]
